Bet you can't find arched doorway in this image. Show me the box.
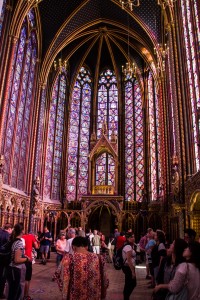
[87,205,115,237]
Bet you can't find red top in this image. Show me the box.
[116,236,126,250]
[22,234,37,260]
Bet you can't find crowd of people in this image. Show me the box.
[0,223,200,300]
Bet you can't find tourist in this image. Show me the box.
[114,228,120,239]
[138,232,148,263]
[107,234,115,263]
[145,230,156,287]
[86,229,94,252]
[184,228,196,243]
[22,231,38,300]
[116,232,126,251]
[55,231,68,266]
[77,227,85,237]
[153,238,188,298]
[151,229,166,284]
[65,228,76,254]
[39,226,52,265]
[7,223,31,300]
[122,233,137,300]
[0,223,13,299]
[92,230,101,254]
[55,236,109,299]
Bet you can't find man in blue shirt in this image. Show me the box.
[39,226,52,265]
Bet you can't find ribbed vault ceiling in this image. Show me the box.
[25,0,163,81]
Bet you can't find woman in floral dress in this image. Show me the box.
[55,236,109,300]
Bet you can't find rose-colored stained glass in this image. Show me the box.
[181,0,200,171]
[124,78,144,202]
[97,69,118,138]
[44,73,66,200]
[66,67,91,201]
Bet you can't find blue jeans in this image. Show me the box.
[56,253,63,266]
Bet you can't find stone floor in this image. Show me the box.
[29,253,153,300]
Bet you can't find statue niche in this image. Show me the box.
[88,124,118,195]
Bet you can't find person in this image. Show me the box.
[138,232,148,263]
[85,229,94,252]
[114,228,120,239]
[39,226,52,265]
[122,233,137,300]
[107,234,115,263]
[55,236,109,299]
[65,228,76,254]
[22,231,38,300]
[151,230,166,284]
[77,227,85,237]
[92,230,101,254]
[153,238,189,298]
[0,223,13,299]
[184,228,196,243]
[55,231,68,266]
[7,223,31,300]
[116,232,126,251]
[145,230,156,287]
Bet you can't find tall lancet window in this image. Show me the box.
[181,0,200,171]
[124,75,144,202]
[148,72,161,201]
[44,72,67,200]
[2,10,38,190]
[0,0,6,38]
[66,67,92,201]
[97,69,118,139]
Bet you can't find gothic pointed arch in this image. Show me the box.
[1,9,39,191]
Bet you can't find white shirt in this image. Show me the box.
[65,238,74,254]
[122,244,136,267]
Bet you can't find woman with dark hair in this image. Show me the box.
[153,238,194,298]
[55,236,109,299]
[7,223,31,300]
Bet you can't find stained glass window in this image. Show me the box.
[97,69,118,138]
[95,153,115,186]
[66,67,92,201]
[1,12,38,190]
[44,73,66,200]
[0,0,6,38]
[11,33,37,189]
[181,0,200,171]
[124,76,144,202]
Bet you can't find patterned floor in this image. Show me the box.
[30,253,153,300]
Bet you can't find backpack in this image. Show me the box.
[113,245,127,270]
[0,239,13,266]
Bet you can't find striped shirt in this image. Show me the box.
[9,238,25,269]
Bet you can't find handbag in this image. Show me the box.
[165,263,189,300]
